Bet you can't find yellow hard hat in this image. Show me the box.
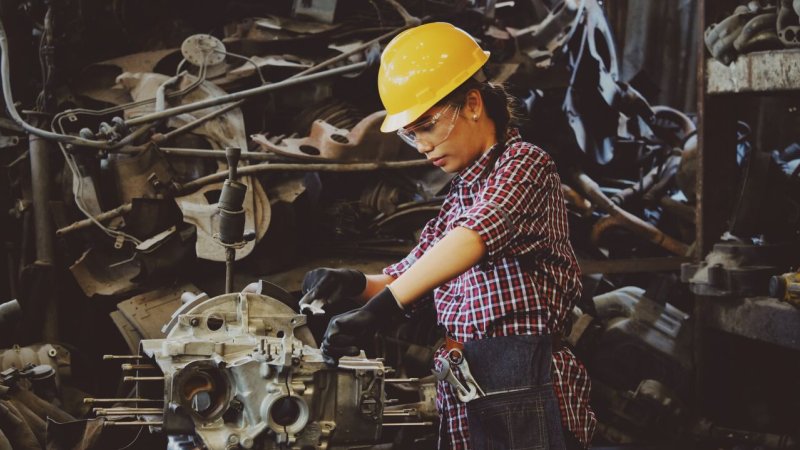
[378,22,490,132]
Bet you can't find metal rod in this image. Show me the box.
[123,376,164,382]
[125,62,367,128]
[56,203,133,237]
[103,355,143,360]
[153,100,244,143]
[95,408,163,415]
[155,147,280,161]
[176,159,430,195]
[383,410,418,416]
[84,398,163,404]
[290,27,411,80]
[121,364,157,371]
[382,422,434,427]
[103,421,163,427]
[225,247,234,294]
[384,378,419,383]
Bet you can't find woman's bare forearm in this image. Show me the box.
[388,227,486,306]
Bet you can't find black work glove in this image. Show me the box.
[320,287,405,366]
[299,268,367,314]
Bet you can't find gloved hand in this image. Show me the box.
[299,268,366,314]
[320,287,405,366]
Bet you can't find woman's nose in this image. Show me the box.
[416,140,433,154]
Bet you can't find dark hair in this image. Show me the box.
[437,77,523,142]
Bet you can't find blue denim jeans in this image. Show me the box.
[463,335,566,450]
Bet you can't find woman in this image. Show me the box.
[303,22,596,449]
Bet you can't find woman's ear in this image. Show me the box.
[464,88,484,119]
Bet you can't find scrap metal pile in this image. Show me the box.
[705,0,800,65]
[0,0,797,449]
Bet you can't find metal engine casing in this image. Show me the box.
[139,291,386,449]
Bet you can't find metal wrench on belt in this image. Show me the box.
[432,348,485,403]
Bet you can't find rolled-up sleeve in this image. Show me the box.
[451,151,554,259]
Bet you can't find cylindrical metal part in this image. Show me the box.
[0,300,21,326]
[84,398,163,404]
[28,135,54,265]
[103,421,163,427]
[382,422,434,427]
[226,147,242,179]
[95,408,163,415]
[225,248,235,294]
[218,208,246,245]
[384,378,419,383]
[123,376,164,382]
[103,355,143,360]
[218,180,247,212]
[56,203,133,236]
[121,364,157,371]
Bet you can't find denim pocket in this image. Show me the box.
[467,386,554,450]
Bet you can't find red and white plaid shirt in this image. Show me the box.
[384,129,596,448]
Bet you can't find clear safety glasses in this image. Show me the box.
[396,104,461,149]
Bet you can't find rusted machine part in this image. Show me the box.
[659,197,695,224]
[177,176,269,262]
[561,184,592,216]
[704,6,779,65]
[152,101,244,144]
[651,105,696,147]
[573,171,689,256]
[124,62,367,128]
[642,156,682,203]
[55,203,133,237]
[611,164,661,207]
[612,154,682,207]
[512,0,583,56]
[253,110,402,162]
[28,132,58,342]
[155,73,183,113]
[28,134,54,266]
[777,0,800,47]
[176,158,431,195]
[154,147,280,161]
[0,344,71,380]
[734,12,780,53]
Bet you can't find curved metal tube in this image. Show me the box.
[0,18,110,147]
[573,171,690,256]
[176,158,430,195]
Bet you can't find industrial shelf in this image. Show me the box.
[706,49,800,94]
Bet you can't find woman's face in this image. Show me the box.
[398,91,497,173]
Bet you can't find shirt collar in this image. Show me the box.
[456,128,522,186]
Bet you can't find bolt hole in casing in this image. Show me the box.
[174,362,233,422]
[262,394,310,435]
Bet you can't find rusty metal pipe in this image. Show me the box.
[154,147,279,161]
[176,159,430,195]
[125,62,367,128]
[573,171,689,256]
[56,203,133,237]
[153,101,244,143]
[29,135,53,265]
